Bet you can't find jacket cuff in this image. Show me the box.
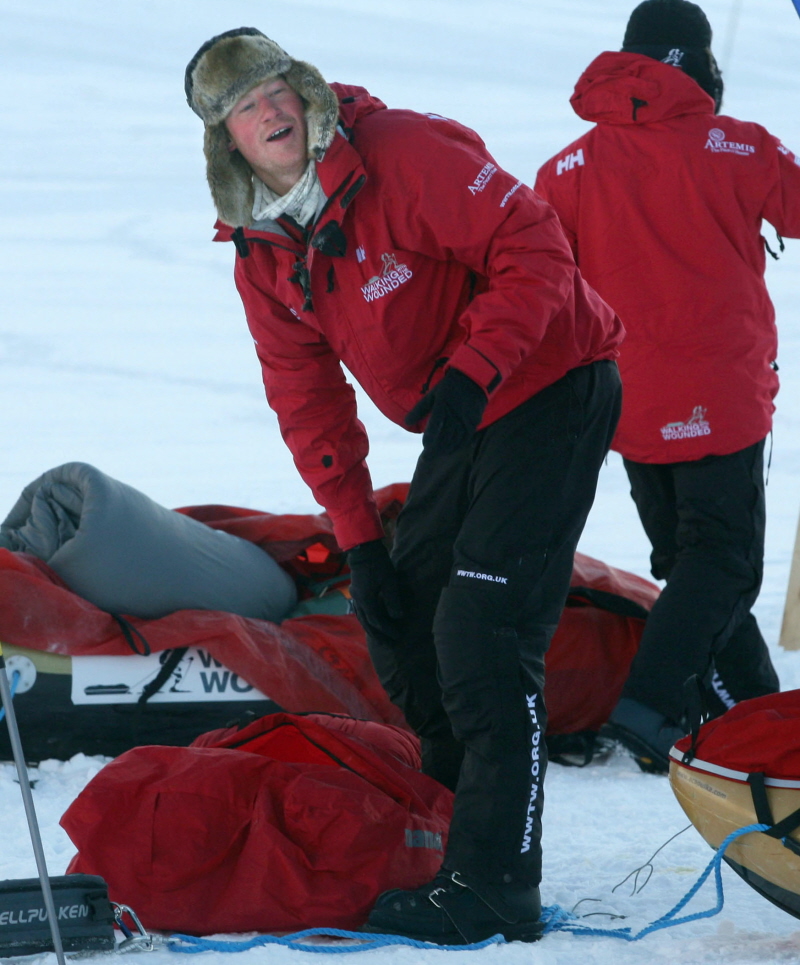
[331,504,386,553]
[447,344,502,393]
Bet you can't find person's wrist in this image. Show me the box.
[441,369,487,433]
[347,538,388,566]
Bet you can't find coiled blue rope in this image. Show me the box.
[165,823,770,954]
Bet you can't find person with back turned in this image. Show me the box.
[535,0,800,773]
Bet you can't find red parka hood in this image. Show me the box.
[329,82,387,129]
[571,51,715,126]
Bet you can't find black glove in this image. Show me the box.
[347,539,404,640]
[405,368,488,455]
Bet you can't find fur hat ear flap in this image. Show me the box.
[284,59,339,159]
[185,28,340,226]
[204,124,257,229]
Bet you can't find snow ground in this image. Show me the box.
[1,1,800,963]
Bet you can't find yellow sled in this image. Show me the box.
[669,746,800,919]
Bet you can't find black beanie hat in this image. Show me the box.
[623,0,711,47]
[621,0,723,112]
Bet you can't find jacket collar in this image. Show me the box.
[213,127,367,260]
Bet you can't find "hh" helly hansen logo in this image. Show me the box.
[557,149,584,175]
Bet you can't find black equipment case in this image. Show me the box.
[0,874,115,956]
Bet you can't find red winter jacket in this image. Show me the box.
[534,52,800,464]
[216,84,622,549]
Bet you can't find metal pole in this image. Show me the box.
[720,0,743,77]
[0,643,66,965]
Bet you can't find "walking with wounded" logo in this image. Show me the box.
[361,252,413,303]
[660,405,711,441]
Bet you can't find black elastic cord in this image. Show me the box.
[680,674,709,765]
[137,648,189,705]
[131,646,189,745]
[748,771,800,845]
[111,614,152,655]
[766,429,773,486]
[764,234,783,260]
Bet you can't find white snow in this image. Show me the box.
[1,0,800,962]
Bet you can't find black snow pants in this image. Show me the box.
[366,360,621,889]
[621,441,779,724]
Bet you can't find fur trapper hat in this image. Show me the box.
[622,0,723,112]
[185,27,339,227]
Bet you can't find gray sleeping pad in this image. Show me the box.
[0,462,297,621]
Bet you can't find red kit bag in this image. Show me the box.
[61,713,452,935]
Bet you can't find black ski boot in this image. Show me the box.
[363,869,543,944]
[601,697,686,774]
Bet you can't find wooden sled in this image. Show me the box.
[669,746,800,919]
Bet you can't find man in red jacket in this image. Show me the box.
[535,0,799,773]
[185,28,623,942]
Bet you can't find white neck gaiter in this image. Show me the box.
[252,162,327,227]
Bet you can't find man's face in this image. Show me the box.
[225,78,309,196]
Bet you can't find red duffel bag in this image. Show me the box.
[61,712,452,935]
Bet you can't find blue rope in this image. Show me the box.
[167,928,505,954]
[541,822,771,940]
[0,671,21,723]
[165,823,770,954]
